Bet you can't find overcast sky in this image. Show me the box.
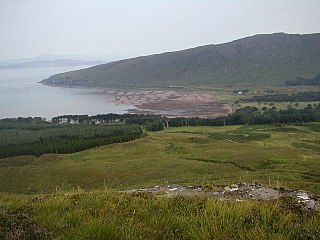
[0,0,320,60]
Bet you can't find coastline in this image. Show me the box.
[40,82,232,118]
[108,89,231,118]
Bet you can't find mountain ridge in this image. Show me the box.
[0,59,105,69]
[42,33,320,87]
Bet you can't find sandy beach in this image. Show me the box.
[104,89,231,118]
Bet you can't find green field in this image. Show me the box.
[1,124,320,194]
[1,123,320,239]
[208,85,320,114]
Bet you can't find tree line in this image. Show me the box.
[52,113,160,124]
[32,104,320,131]
[167,105,320,127]
[1,104,320,158]
[131,105,320,130]
[286,74,320,86]
[243,92,320,103]
[51,114,166,131]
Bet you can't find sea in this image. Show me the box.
[0,66,132,120]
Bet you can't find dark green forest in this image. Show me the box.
[52,113,165,131]
[286,74,320,86]
[0,118,142,159]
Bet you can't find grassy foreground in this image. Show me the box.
[1,124,320,194]
[1,190,320,239]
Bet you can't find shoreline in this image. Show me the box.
[109,89,231,118]
[41,83,232,118]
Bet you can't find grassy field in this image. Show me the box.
[1,124,320,239]
[205,85,320,110]
[1,190,320,239]
[1,124,320,194]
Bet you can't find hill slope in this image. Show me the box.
[42,33,320,87]
[1,125,320,194]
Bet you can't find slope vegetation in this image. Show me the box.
[1,124,320,194]
[1,190,319,239]
[42,33,320,87]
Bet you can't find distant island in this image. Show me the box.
[41,33,320,88]
[0,59,104,69]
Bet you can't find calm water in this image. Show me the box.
[0,66,132,119]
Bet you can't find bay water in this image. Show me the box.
[0,66,132,120]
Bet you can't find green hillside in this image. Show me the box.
[1,124,320,194]
[42,33,320,88]
[2,123,320,239]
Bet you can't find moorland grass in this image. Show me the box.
[0,124,320,194]
[1,124,320,239]
[0,190,319,239]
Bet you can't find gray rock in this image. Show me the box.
[306,200,315,209]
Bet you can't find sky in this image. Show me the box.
[0,0,320,61]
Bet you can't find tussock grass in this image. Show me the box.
[1,124,320,194]
[1,190,319,239]
[209,130,271,143]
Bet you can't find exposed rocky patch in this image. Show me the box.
[125,182,320,210]
[110,89,231,117]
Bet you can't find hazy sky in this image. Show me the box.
[0,0,320,60]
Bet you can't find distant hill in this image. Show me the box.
[41,33,320,88]
[0,54,125,66]
[0,59,105,69]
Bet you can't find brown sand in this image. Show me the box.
[104,89,231,118]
